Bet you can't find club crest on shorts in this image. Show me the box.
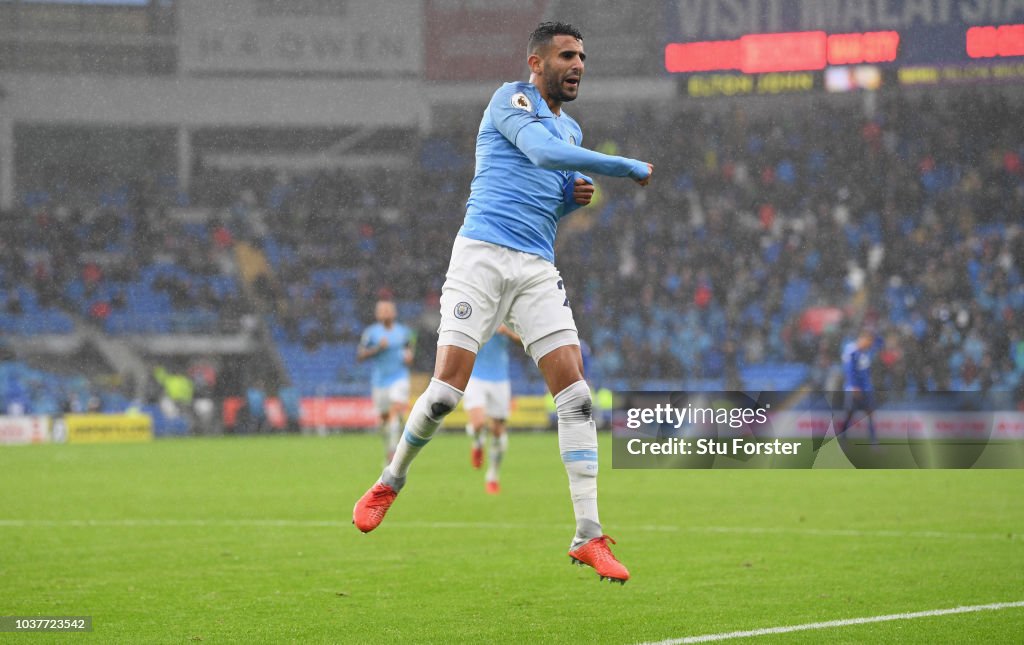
[510,92,532,112]
[454,302,473,319]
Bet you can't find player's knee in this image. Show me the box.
[422,378,463,421]
[429,402,448,416]
[554,380,592,425]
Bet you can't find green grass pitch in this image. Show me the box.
[1,432,1022,643]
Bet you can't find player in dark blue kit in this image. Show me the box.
[354,22,652,583]
[838,330,881,444]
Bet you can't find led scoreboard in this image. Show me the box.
[663,0,1024,96]
[667,30,901,73]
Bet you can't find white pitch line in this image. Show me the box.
[0,518,1019,542]
[630,524,1024,542]
[638,601,1024,644]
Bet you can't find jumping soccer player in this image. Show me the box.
[465,324,521,495]
[353,21,652,584]
[357,299,413,464]
[837,329,879,444]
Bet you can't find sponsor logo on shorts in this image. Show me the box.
[454,302,473,319]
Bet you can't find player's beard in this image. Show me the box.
[546,72,578,104]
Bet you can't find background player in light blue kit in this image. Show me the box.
[357,299,413,464]
[465,324,521,495]
[354,22,652,584]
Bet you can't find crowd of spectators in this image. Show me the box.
[206,163,457,378]
[0,180,247,335]
[230,88,1024,395]
[595,91,1022,392]
[0,179,250,416]
[0,348,124,417]
[4,86,1023,400]
[569,91,1022,393]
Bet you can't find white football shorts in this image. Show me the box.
[462,377,512,420]
[438,236,578,360]
[371,377,410,415]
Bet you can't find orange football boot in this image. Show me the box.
[568,535,630,584]
[352,482,398,533]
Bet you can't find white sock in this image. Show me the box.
[392,414,404,443]
[486,432,508,482]
[468,423,484,448]
[384,415,402,458]
[379,421,391,463]
[382,378,463,488]
[555,380,602,544]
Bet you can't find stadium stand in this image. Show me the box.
[0,0,1021,421]
[169,91,1020,398]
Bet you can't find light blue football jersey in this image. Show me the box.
[459,82,587,263]
[360,323,411,388]
[471,333,511,383]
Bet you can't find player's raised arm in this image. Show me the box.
[486,84,652,183]
[515,121,652,181]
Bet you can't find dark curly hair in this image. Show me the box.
[528,21,583,55]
